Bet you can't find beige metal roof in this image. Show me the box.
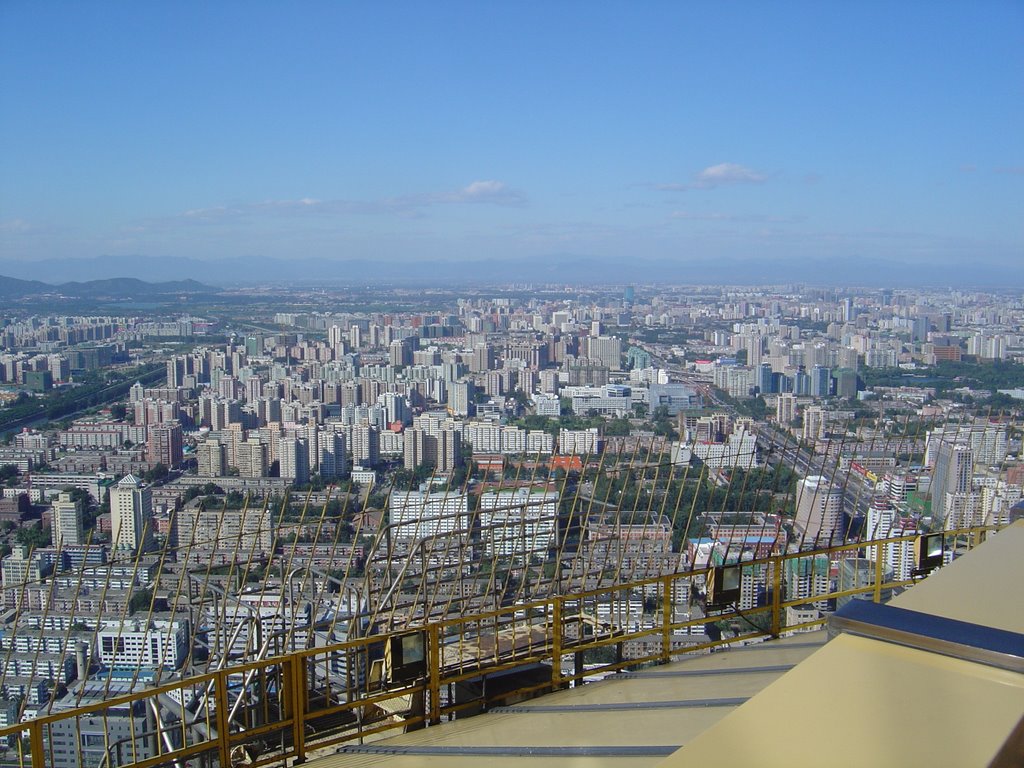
[311,633,827,768]
[667,633,1024,768]
[890,523,1024,634]
[667,521,1024,768]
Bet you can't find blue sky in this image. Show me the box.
[1,1,1021,276]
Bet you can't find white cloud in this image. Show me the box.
[436,180,526,205]
[694,163,767,187]
[655,163,769,191]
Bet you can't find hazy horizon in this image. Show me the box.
[2,252,1022,291]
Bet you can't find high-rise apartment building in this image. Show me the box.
[930,441,973,527]
[802,406,825,442]
[449,380,476,417]
[558,428,601,455]
[197,439,227,477]
[236,439,268,478]
[109,474,153,553]
[784,553,830,610]
[776,393,796,425]
[350,423,380,467]
[318,429,347,480]
[278,437,310,485]
[586,336,623,370]
[147,421,183,468]
[1,546,45,609]
[403,425,462,473]
[794,475,843,544]
[51,491,84,549]
[811,365,831,397]
[926,425,1007,468]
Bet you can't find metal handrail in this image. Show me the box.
[0,525,1000,768]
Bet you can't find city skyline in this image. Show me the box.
[1,3,1022,280]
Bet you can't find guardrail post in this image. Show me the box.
[288,657,307,764]
[29,718,44,768]
[873,543,884,603]
[661,575,672,664]
[213,669,232,768]
[428,623,441,725]
[551,597,562,688]
[770,556,783,637]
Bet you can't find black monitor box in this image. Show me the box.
[385,630,427,684]
[707,564,742,610]
[913,533,944,576]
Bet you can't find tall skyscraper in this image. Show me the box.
[379,391,411,426]
[776,393,796,424]
[278,437,310,485]
[148,421,183,468]
[52,491,84,549]
[931,442,974,528]
[794,475,844,545]
[811,365,831,397]
[743,333,764,368]
[587,336,623,369]
[328,324,345,354]
[318,429,347,480]
[351,423,380,467]
[793,370,811,396]
[109,474,153,553]
[449,380,476,417]
[832,368,858,399]
[802,406,825,442]
[237,439,269,478]
[197,440,227,477]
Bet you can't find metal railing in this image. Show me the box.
[0,525,998,768]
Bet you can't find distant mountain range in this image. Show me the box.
[0,275,217,300]
[0,254,1017,289]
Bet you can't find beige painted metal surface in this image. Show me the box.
[310,633,826,768]
[664,521,1024,767]
[891,522,1024,634]
[666,633,1024,768]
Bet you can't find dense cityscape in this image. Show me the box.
[1,2,1021,763]
[0,279,1021,762]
